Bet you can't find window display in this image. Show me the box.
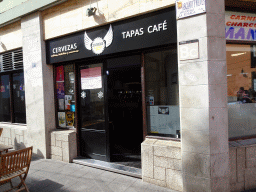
[145,48,180,137]
[55,64,75,128]
[227,44,256,138]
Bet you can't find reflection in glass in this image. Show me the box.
[145,49,180,137]
[13,72,26,123]
[227,44,256,138]
[80,64,105,131]
[0,75,11,122]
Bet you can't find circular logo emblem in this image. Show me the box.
[91,37,105,55]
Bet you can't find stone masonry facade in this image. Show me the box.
[229,139,256,191]
[0,124,28,150]
[141,138,182,191]
[50,130,77,163]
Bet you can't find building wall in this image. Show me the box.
[0,21,22,53]
[229,140,256,191]
[142,138,182,191]
[42,0,175,40]
[0,123,28,150]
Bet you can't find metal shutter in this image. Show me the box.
[0,48,23,72]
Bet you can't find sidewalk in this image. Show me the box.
[1,157,178,192]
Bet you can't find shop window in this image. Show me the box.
[0,49,26,124]
[227,44,256,138]
[145,48,180,138]
[55,64,75,128]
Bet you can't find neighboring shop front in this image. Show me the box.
[225,11,256,138]
[45,7,179,164]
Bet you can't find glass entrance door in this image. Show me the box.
[79,63,108,161]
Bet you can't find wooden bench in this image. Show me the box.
[0,146,33,192]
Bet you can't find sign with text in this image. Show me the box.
[179,39,199,60]
[46,8,176,64]
[226,11,256,41]
[176,0,206,19]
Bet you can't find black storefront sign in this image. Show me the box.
[46,8,176,64]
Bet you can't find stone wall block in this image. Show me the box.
[177,14,207,42]
[56,140,62,148]
[230,182,244,192]
[168,158,182,171]
[178,61,208,86]
[51,146,62,157]
[246,146,256,160]
[55,133,63,141]
[210,152,229,178]
[207,37,226,60]
[142,177,166,188]
[141,143,154,178]
[237,147,246,183]
[19,135,24,143]
[245,167,256,190]
[62,146,70,163]
[206,13,225,38]
[229,147,236,171]
[4,137,8,145]
[62,141,69,150]
[183,174,210,192]
[154,156,167,167]
[209,84,228,108]
[153,145,168,157]
[11,129,15,145]
[2,128,11,138]
[179,85,209,108]
[166,146,181,159]
[180,108,209,131]
[51,154,63,161]
[181,129,210,154]
[205,0,225,14]
[154,166,166,181]
[182,152,210,178]
[230,170,237,184]
[208,60,227,85]
[8,138,12,146]
[246,159,256,168]
[61,134,69,142]
[211,176,230,192]
[51,133,56,146]
[166,169,183,191]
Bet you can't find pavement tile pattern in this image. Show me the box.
[0,158,177,192]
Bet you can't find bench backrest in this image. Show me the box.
[0,147,33,177]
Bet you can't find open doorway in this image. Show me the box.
[107,55,143,168]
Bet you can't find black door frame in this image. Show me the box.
[76,59,111,161]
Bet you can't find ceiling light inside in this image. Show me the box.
[231,52,246,57]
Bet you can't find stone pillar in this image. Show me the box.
[21,12,55,158]
[177,1,229,191]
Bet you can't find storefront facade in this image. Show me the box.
[45,7,178,163]
[2,0,256,191]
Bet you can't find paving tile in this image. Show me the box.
[7,159,180,192]
[108,181,132,192]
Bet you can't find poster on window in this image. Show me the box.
[65,95,72,110]
[58,112,66,127]
[66,111,74,127]
[56,66,64,82]
[0,84,5,92]
[58,99,65,110]
[56,82,65,99]
[81,67,102,90]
